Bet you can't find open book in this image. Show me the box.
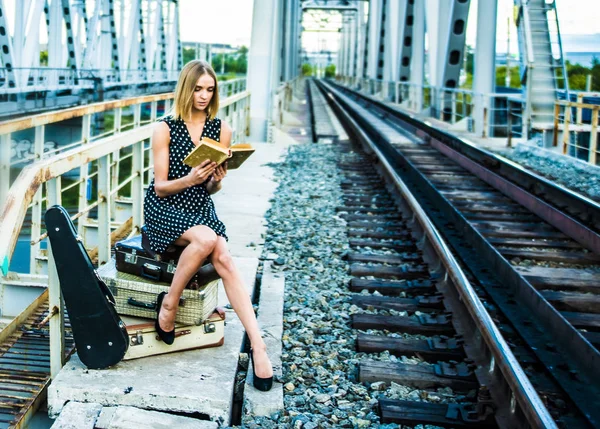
[183,137,255,170]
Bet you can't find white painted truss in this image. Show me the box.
[0,0,182,95]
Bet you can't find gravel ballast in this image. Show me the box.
[240,142,460,429]
[495,144,600,202]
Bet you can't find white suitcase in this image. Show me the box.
[121,310,225,361]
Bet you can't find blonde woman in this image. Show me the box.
[143,60,273,391]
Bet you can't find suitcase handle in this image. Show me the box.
[127,297,157,310]
[140,263,161,281]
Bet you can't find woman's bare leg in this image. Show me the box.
[210,237,273,379]
[159,225,217,332]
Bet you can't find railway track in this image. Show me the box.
[0,290,74,429]
[307,79,600,428]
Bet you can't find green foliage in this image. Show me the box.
[217,73,242,81]
[40,50,48,66]
[182,48,195,65]
[211,46,248,75]
[301,63,314,77]
[495,66,521,88]
[462,73,473,89]
[565,59,600,91]
[324,64,336,78]
[182,46,248,75]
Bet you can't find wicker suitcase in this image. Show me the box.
[98,259,219,326]
[121,311,225,361]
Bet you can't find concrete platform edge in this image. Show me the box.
[243,260,285,417]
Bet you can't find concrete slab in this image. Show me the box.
[96,406,218,429]
[48,313,244,423]
[243,261,284,417]
[50,402,102,429]
[48,139,292,425]
[51,402,218,429]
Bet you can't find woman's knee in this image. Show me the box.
[215,251,234,272]
[212,242,235,272]
[186,226,218,254]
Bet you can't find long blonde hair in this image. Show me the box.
[172,60,220,121]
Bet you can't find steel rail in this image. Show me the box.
[343,82,600,237]
[321,79,600,428]
[319,79,557,429]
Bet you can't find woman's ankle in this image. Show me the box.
[162,293,179,312]
[250,340,267,353]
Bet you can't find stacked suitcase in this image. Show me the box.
[97,232,225,361]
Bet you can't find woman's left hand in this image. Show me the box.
[210,163,227,183]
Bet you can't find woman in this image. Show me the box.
[143,60,273,391]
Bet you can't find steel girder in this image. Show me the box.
[0,0,17,88]
[473,0,498,136]
[439,0,471,90]
[397,0,414,83]
[354,2,366,79]
[248,0,283,141]
[409,0,425,111]
[382,0,400,82]
[365,0,382,79]
[1,0,180,93]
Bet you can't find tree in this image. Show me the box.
[495,66,521,88]
[566,60,592,91]
[301,63,313,77]
[236,46,248,74]
[182,48,195,65]
[325,64,336,78]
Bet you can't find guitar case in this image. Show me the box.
[45,205,129,369]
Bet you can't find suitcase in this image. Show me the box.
[122,310,225,361]
[98,259,219,325]
[115,231,220,288]
[45,205,129,369]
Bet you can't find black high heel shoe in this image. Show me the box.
[249,348,273,392]
[155,292,175,345]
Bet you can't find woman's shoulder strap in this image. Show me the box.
[158,115,177,127]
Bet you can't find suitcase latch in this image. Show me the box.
[125,249,138,264]
[203,321,216,334]
[130,330,144,346]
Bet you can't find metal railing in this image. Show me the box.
[268,77,298,141]
[0,68,248,95]
[0,68,183,93]
[0,87,251,378]
[553,100,599,165]
[219,78,247,98]
[338,76,527,140]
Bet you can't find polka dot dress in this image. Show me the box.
[143,115,228,254]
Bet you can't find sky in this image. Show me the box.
[179,0,600,53]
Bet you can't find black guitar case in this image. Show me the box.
[45,205,129,369]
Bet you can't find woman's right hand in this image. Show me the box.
[186,159,217,187]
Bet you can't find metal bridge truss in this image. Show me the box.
[0,0,183,118]
[335,0,570,141]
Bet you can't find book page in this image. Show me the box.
[183,139,230,168]
[227,146,255,170]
